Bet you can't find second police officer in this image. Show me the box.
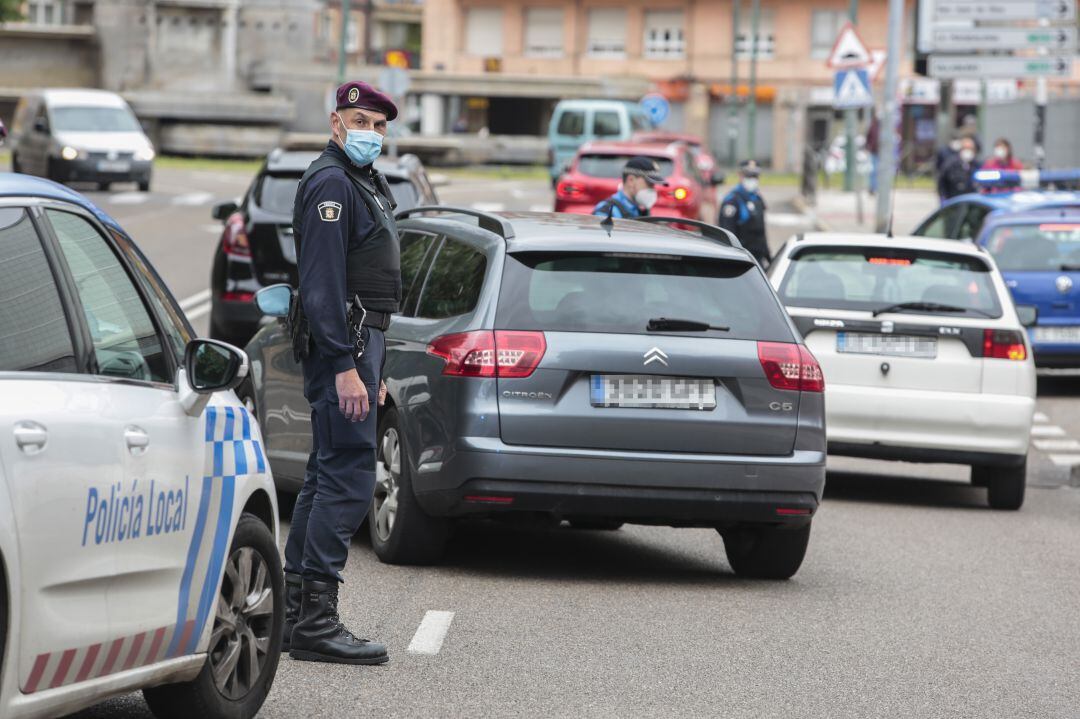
[282,80,400,666]
[718,160,769,267]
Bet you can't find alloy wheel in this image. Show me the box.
[373,427,401,542]
[209,546,274,700]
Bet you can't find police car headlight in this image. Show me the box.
[135,147,155,162]
[60,145,81,161]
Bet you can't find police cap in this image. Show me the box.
[739,160,761,178]
[336,81,398,122]
[623,156,668,186]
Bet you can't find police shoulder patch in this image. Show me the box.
[318,201,343,222]
[722,203,737,217]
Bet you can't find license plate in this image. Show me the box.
[836,332,938,358]
[97,160,130,173]
[590,375,716,410]
[1032,326,1080,343]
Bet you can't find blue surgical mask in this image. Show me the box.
[337,114,383,166]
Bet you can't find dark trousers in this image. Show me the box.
[284,327,385,583]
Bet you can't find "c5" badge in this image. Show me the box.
[318,201,342,222]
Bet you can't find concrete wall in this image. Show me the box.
[986,97,1080,168]
[0,29,99,89]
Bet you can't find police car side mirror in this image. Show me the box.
[178,339,249,416]
[212,200,238,221]
[1016,305,1038,328]
[255,283,292,318]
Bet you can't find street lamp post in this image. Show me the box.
[843,0,858,192]
[746,0,760,162]
[728,0,740,167]
[875,0,903,232]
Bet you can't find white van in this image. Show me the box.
[548,99,652,184]
[10,89,155,191]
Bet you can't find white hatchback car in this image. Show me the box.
[769,233,1037,510]
[0,175,282,718]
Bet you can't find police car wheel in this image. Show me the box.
[980,459,1027,511]
[720,523,811,580]
[143,513,284,719]
[369,407,449,565]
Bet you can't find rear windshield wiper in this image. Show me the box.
[647,317,730,332]
[871,301,992,318]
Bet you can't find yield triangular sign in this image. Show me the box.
[868,49,886,81]
[827,22,871,69]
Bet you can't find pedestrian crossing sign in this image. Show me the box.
[833,68,874,109]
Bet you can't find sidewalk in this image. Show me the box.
[795,188,940,236]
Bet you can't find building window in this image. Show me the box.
[27,0,64,24]
[643,10,685,59]
[810,10,846,59]
[524,7,563,58]
[586,8,626,58]
[735,9,775,59]
[464,7,504,56]
[345,11,360,53]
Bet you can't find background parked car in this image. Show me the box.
[208,148,438,347]
[632,130,721,180]
[9,88,155,191]
[554,140,722,222]
[245,208,826,580]
[548,99,652,185]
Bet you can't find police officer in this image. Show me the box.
[719,160,769,266]
[592,156,665,218]
[282,81,400,666]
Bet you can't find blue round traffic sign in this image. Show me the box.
[640,93,670,127]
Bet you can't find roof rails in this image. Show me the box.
[630,216,744,250]
[395,205,515,240]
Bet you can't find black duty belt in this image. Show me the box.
[361,310,392,331]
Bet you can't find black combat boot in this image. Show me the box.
[289,579,389,665]
[282,572,303,652]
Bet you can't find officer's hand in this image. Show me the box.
[378,380,388,406]
[335,369,370,422]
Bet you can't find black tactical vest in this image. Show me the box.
[292,149,401,313]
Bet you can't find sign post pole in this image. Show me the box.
[728,0,740,167]
[1035,76,1048,169]
[875,0,904,232]
[747,0,760,162]
[843,0,859,193]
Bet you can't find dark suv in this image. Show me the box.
[208,148,438,346]
[244,209,826,579]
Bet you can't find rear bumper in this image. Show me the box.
[52,157,151,184]
[412,437,825,527]
[1031,343,1080,368]
[826,384,1034,460]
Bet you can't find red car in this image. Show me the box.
[633,131,719,178]
[555,140,722,221]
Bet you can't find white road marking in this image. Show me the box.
[768,212,812,227]
[179,289,212,311]
[173,191,215,206]
[186,303,212,321]
[1033,438,1080,452]
[1049,454,1080,467]
[530,204,552,212]
[1033,412,1050,423]
[1031,425,1067,437]
[471,202,505,212]
[108,192,149,205]
[407,610,454,655]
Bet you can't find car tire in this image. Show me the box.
[568,519,624,531]
[720,523,811,580]
[143,513,283,719]
[977,459,1026,511]
[139,179,151,192]
[369,406,449,565]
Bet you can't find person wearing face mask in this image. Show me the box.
[935,132,964,201]
[283,80,400,667]
[592,155,667,218]
[939,137,980,201]
[718,160,769,266]
[982,138,1023,171]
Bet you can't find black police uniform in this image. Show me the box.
[718,184,769,266]
[282,140,399,663]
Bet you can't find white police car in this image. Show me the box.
[769,232,1037,510]
[0,175,282,718]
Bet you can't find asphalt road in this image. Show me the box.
[54,164,1080,718]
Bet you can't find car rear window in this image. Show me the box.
[257,174,301,215]
[985,222,1080,271]
[779,245,1002,318]
[386,177,418,209]
[496,252,792,341]
[576,154,674,179]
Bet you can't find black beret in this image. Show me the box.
[336,81,398,122]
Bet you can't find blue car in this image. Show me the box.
[913,170,1080,366]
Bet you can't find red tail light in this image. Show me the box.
[221,291,255,303]
[757,342,824,392]
[427,331,546,378]
[222,213,251,258]
[556,181,584,199]
[983,329,1027,361]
